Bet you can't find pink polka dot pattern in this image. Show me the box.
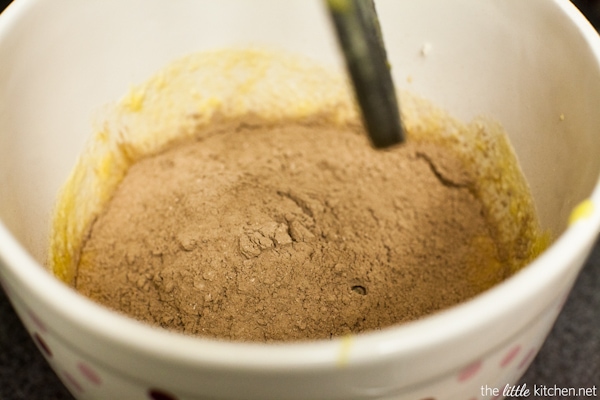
[78,362,102,385]
[33,332,52,357]
[27,310,47,332]
[457,359,482,382]
[500,345,521,368]
[518,348,537,370]
[63,370,84,393]
[149,388,178,400]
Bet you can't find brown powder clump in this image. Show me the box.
[75,118,508,342]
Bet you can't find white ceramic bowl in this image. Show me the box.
[1,1,600,399]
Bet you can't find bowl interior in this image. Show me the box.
[1,0,599,319]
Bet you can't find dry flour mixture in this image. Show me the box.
[49,49,547,342]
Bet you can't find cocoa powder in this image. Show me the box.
[75,119,506,342]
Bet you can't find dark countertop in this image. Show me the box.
[0,1,599,399]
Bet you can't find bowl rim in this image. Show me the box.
[1,0,599,373]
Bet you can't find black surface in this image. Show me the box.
[0,1,599,399]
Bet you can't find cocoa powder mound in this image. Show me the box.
[75,119,505,342]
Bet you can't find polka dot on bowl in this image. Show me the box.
[77,362,102,386]
[148,388,178,400]
[457,359,482,382]
[500,345,521,368]
[27,309,47,332]
[518,348,537,370]
[32,332,53,358]
[63,370,84,393]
